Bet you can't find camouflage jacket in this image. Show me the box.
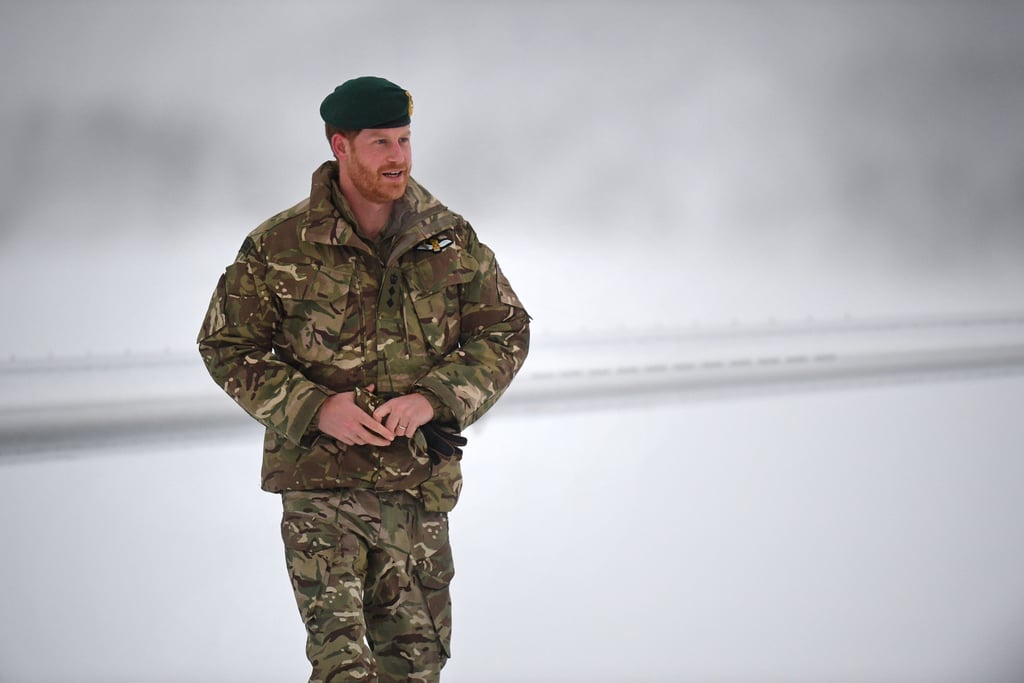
[197,161,530,510]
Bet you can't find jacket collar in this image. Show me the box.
[300,161,456,263]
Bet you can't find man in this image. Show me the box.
[197,76,530,682]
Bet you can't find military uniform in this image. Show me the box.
[198,158,530,680]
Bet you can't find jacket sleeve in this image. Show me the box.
[196,237,330,444]
[412,230,530,430]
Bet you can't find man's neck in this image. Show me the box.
[350,200,393,242]
[337,173,393,241]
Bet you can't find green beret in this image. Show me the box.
[319,76,413,130]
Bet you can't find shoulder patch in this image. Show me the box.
[416,236,454,253]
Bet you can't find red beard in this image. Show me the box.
[345,153,410,203]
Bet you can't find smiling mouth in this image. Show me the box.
[382,170,404,178]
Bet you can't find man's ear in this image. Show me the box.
[330,133,349,160]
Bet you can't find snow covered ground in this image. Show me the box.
[1,374,1023,682]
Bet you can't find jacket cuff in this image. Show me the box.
[414,388,455,424]
[286,386,331,445]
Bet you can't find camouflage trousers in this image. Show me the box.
[280,489,454,683]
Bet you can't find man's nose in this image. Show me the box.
[385,142,405,163]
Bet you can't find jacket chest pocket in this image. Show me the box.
[267,263,356,363]
[405,250,478,355]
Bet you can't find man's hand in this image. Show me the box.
[317,386,395,446]
[373,393,435,439]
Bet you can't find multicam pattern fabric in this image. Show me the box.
[281,489,454,682]
[197,161,530,510]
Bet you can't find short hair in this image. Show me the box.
[325,124,358,151]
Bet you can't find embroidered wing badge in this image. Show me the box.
[415,237,454,253]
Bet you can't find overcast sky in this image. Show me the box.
[3,2,1024,251]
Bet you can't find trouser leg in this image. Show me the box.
[281,491,376,682]
[280,490,455,683]
[365,495,454,683]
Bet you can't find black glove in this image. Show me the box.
[420,422,468,464]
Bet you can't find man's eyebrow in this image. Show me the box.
[363,129,410,142]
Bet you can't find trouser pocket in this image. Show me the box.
[414,558,455,658]
[412,511,455,659]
